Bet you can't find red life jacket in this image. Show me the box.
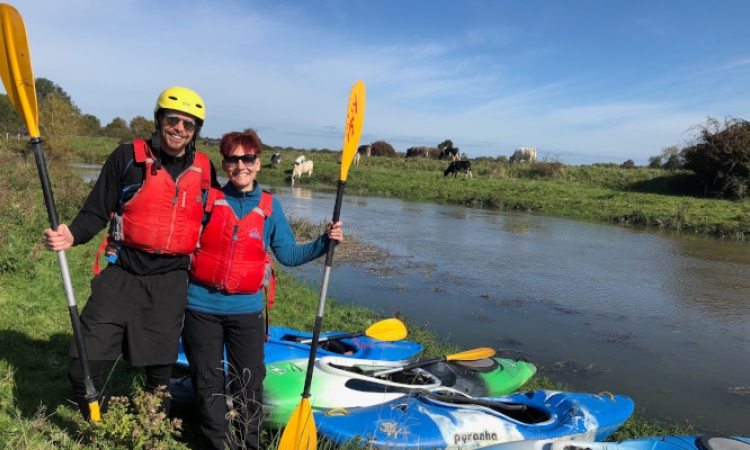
[189,189,277,305]
[93,140,211,274]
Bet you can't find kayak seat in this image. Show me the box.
[453,357,499,372]
[699,436,750,450]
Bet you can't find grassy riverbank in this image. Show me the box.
[66,136,750,240]
[0,147,694,448]
[255,149,750,241]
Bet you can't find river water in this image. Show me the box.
[267,185,750,436]
[71,164,750,435]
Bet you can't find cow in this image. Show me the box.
[444,161,473,178]
[291,160,313,187]
[509,147,537,163]
[294,155,306,166]
[406,146,429,158]
[271,153,283,167]
[358,144,372,157]
[352,151,361,166]
[439,146,460,161]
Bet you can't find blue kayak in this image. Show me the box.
[175,325,424,368]
[480,435,750,450]
[315,389,635,450]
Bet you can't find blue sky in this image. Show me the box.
[11,0,750,165]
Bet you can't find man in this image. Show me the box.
[43,86,217,419]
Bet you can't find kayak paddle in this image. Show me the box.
[278,80,366,450]
[299,317,407,344]
[371,347,496,377]
[0,3,100,421]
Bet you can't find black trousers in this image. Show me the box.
[182,309,266,450]
[68,359,172,419]
[67,265,188,419]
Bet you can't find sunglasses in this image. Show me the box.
[163,114,197,132]
[223,154,259,167]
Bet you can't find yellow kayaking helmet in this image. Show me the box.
[154,86,205,122]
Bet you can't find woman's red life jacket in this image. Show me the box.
[189,189,277,303]
[93,140,211,274]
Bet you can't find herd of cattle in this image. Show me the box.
[270,146,536,186]
[404,146,460,160]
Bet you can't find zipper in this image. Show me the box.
[224,225,240,288]
[166,185,180,249]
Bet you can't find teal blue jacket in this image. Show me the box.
[186,182,330,315]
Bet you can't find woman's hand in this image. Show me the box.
[326,221,344,242]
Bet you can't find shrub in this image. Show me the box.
[620,160,636,169]
[74,387,188,450]
[370,140,397,157]
[682,117,750,198]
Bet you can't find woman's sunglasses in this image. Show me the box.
[223,154,258,167]
[163,114,197,132]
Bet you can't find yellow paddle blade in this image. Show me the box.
[365,318,407,341]
[339,80,366,182]
[88,401,101,422]
[278,398,317,450]
[445,347,495,362]
[0,4,39,137]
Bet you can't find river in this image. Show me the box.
[71,164,750,435]
[268,185,750,436]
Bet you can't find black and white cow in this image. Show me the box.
[444,161,473,178]
[271,153,283,167]
[358,144,372,157]
[406,146,429,158]
[509,147,536,163]
[439,146,460,161]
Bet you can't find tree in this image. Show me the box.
[130,116,154,139]
[35,77,72,103]
[437,139,454,151]
[0,94,24,134]
[682,117,750,199]
[663,153,682,171]
[102,117,133,143]
[38,92,81,155]
[648,155,662,169]
[79,114,102,136]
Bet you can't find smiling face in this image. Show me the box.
[222,145,260,192]
[158,109,198,157]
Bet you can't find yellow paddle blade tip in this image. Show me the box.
[278,398,318,450]
[340,80,366,182]
[88,402,101,422]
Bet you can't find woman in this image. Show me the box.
[182,131,343,450]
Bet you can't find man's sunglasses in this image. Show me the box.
[223,154,258,167]
[163,114,197,132]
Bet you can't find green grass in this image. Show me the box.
[0,146,699,448]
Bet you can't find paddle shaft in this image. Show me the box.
[300,180,345,397]
[299,330,361,345]
[373,355,446,377]
[31,137,99,411]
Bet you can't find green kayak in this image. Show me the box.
[263,355,536,429]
